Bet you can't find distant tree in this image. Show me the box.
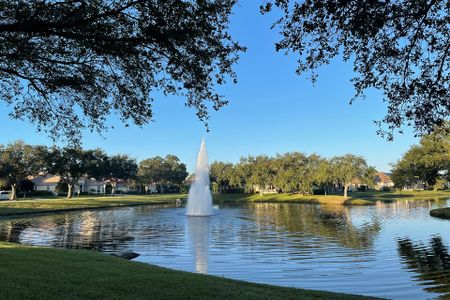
[262,0,449,139]
[273,152,307,193]
[330,154,374,198]
[0,0,244,142]
[138,155,187,193]
[0,141,47,200]
[391,122,450,188]
[300,154,323,194]
[49,147,99,198]
[314,158,335,194]
[164,155,188,192]
[138,156,166,193]
[210,161,234,192]
[101,154,137,196]
[245,155,276,195]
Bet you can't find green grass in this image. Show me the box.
[213,193,374,205]
[0,242,381,300]
[0,194,186,217]
[213,190,450,206]
[430,207,450,220]
[349,189,450,200]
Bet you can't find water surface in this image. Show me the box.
[0,199,449,299]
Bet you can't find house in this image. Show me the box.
[30,174,59,193]
[30,175,106,195]
[374,172,395,190]
[77,178,106,194]
[108,180,138,193]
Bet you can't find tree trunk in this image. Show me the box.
[111,182,116,196]
[67,184,74,198]
[9,184,17,200]
[344,184,349,198]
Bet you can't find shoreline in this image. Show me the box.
[213,190,450,206]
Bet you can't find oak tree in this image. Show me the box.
[262,0,449,139]
[0,0,243,142]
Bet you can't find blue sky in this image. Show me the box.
[0,2,418,173]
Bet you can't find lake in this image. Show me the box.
[0,199,449,299]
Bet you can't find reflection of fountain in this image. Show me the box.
[186,138,213,216]
[187,217,210,274]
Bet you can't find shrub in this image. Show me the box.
[381,186,392,192]
[26,190,54,197]
[55,181,68,194]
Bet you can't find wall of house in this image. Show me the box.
[35,185,56,192]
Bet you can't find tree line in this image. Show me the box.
[210,153,377,198]
[391,123,450,190]
[0,141,188,200]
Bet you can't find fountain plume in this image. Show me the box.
[186,138,213,216]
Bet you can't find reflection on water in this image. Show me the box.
[397,236,450,298]
[187,217,210,274]
[250,202,381,249]
[0,199,449,299]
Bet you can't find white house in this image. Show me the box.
[30,175,106,195]
[30,174,60,193]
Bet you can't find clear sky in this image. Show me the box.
[0,2,418,173]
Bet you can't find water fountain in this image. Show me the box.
[186,138,213,216]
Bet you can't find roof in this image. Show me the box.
[30,174,60,186]
[375,172,392,183]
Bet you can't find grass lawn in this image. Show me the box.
[349,189,450,200]
[213,193,374,205]
[213,190,450,206]
[0,194,187,217]
[0,242,380,300]
[430,207,450,220]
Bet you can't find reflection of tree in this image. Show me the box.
[0,221,32,243]
[397,236,450,297]
[251,203,381,250]
[0,210,137,252]
[50,211,136,251]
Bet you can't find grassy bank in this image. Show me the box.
[0,242,380,300]
[0,194,186,217]
[430,207,450,220]
[350,190,450,200]
[213,190,450,206]
[214,193,374,205]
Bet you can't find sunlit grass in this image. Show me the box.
[214,190,450,205]
[0,194,187,217]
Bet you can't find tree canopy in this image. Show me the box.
[0,0,243,142]
[262,0,449,139]
[99,154,138,196]
[391,122,450,188]
[138,155,188,192]
[48,147,101,198]
[0,141,47,199]
[209,152,376,197]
